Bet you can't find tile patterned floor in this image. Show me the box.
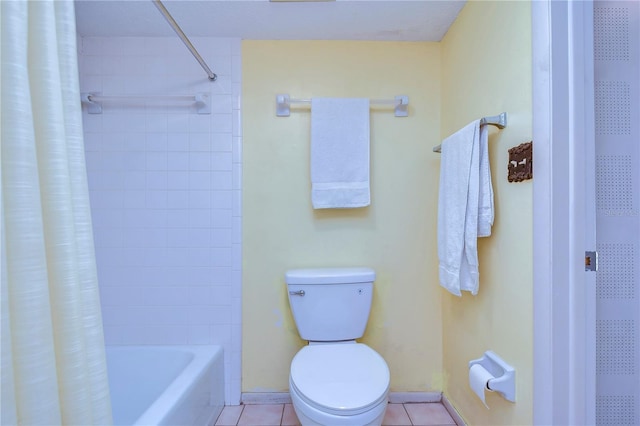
[215,402,457,426]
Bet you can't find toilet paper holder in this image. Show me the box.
[469,351,516,403]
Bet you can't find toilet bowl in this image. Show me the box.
[285,268,390,426]
[289,343,389,426]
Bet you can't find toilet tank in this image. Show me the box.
[285,267,376,342]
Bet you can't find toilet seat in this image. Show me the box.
[290,343,390,417]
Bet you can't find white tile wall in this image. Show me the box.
[79,36,242,404]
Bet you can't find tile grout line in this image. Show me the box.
[402,403,414,426]
[224,401,457,426]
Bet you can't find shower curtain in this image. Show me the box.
[1,1,113,424]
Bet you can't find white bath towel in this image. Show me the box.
[437,120,494,296]
[311,98,370,209]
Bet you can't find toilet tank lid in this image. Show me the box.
[285,267,375,285]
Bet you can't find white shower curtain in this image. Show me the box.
[1,1,113,424]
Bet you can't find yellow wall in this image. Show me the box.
[242,5,534,421]
[440,1,533,425]
[242,41,444,393]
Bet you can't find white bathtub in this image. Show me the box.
[106,345,224,426]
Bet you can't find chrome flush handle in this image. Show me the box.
[289,290,305,296]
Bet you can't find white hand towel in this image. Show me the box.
[477,124,494,237]
[437,120,494,296]
[311,98,370,209]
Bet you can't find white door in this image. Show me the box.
[593,1,640,424]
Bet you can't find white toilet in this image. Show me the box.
[286,267,390,426]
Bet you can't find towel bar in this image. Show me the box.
[433,112,507,153]
[80,92,211,114]
[276,94,409,117]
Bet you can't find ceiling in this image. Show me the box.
[74,0,466,42]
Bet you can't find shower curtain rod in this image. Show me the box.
[432,112,507,153]
[152,0,217,81]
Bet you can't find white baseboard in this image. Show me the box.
[242,392,292,404]
[388,392,442,403]
[241,391,443,405]
[441,395,466,426]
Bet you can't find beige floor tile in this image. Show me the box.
[281,404,301,426]
[237,404,284,426]
[404,403,456,426]
[382,403,412,425]
[215,405,244,426]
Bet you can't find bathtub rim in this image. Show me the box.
[106,344,224,426]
